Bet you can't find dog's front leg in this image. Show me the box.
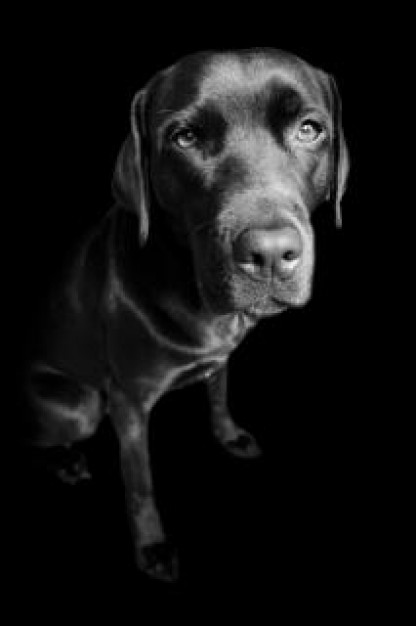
[206,364,261,458]
[109,386,178,581]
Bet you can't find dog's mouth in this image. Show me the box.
[191,219,314,316]
[240,297,289,322]
[197,254,312,316]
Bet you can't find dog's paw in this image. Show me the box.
[223,430,262,458]
[56,450,91,485]
[137,541,179,582]
[39,446,92,485]
[216,426,262,459]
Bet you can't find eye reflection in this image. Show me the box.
[171,127,198,149]
[296,120,324,143]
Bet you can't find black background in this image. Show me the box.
[7,8,398,619]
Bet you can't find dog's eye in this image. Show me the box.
[171,127,198,149]
[296,120,324,143]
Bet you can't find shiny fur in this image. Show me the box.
[27,48,348,581]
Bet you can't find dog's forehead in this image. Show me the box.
[150,50,329,118]
[200,52,320,98]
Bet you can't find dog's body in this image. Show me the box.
[27,48,348,581]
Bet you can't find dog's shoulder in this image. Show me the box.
[33,208,118,385]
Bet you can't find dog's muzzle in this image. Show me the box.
[232,225,303,281]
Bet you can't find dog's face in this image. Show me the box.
[114,49,349,318]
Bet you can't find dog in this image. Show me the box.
[26,48,349,581]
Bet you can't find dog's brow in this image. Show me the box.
[154,108,179,121]
[198,56,328,110]
[265,82,327,120]
[156,102,225,134]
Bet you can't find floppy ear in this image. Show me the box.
[112,89,150,245]
[327,75,350,228]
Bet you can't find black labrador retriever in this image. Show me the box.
[27,48,349,581]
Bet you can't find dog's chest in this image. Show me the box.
[170,359,225,389]
[170,313,254,389]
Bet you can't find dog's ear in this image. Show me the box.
[112,89,150,246]
[327,75,350,228]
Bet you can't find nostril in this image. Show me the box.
[251,251,265,267]
[281,249,299,262]
[233,226,303,279]
[279,246,302,275]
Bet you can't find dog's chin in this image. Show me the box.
[238,288,312,320]
[198,267,312,318]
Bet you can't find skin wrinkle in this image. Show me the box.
[109,244,246,361]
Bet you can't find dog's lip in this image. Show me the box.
[243,297,288,321]
[270,296,289,307]
[230,261,297,306]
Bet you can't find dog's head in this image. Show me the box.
[113,48,349,318]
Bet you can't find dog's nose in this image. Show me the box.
[233,226,303,279]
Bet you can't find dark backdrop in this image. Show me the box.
[7,11,386,619]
